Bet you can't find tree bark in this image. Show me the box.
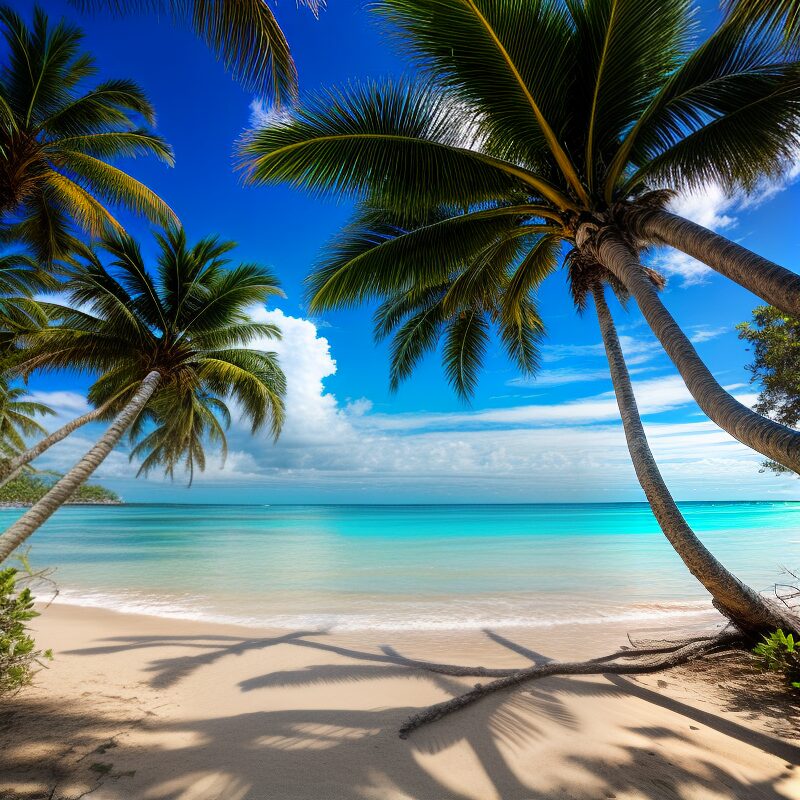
[581,223,800,475]
[0,371,161,563]
[592,283,798,635]
[623,205,800,319]
[0,401,114,489]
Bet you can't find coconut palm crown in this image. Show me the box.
[240,0,800,473]
[0,5,175,262]
[20,226,286,445]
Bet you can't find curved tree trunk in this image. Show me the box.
[0,400,114,489]
[0,371,161,563]
[623,205,800,319]
[592,283,797,635]
[580,223,800,475]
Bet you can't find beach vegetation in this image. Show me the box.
[0,5,175,263]
[737,305,800,474]
[0,226,286,561]
[241,0,800,638]
[753,629,800,690]
[0,472,119,505]
[0,564,51,698]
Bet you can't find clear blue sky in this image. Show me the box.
[9,0,800,503]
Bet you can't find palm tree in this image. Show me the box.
[240,0,800,475]
[0,226,286,561]
[79,0,325,104]
[241,1,800,634]
[348,203,797,634]
[0,5,175,263]
[0,381,54,462]
[584,271,795,634]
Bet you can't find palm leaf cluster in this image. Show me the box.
[17,227,286,481]
[726,0,800,49]
[77,0,325,103]
[241,0,800,397]
[0,381,52,459]
[0,5,175,263]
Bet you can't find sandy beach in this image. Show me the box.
[0,604,797,800]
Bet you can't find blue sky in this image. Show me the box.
[10,0,800,503]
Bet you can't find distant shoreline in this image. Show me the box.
[0,499,122,508]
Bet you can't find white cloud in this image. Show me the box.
[509,367,613,387]
[687,325,729,344]
[248,98,293,128]
[28,390,90,419]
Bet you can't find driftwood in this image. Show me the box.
[398,630,744,739]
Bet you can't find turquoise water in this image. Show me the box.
[8,502,800,630]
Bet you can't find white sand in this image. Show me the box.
[1,604,798,799]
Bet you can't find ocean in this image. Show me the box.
[7,502,800,631]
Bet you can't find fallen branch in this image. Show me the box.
[398,631,743,739]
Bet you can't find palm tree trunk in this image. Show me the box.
[592,283,797,635]
[0,400,114,489]
[580,223,800,474]
[623,205,800,318]
[0,371,160,563]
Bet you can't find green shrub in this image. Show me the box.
[753,629,800,690]
[0,566,51,697]
[0,472,120,505]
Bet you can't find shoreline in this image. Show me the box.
[2,603,798,799]
[46,591,724,633]
[0,500,122,508]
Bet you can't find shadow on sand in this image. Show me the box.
[1,628,798,799]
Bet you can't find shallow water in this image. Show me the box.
[9,502,799,631]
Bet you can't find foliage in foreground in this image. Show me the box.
[0,566,51,697]
[753,629,800,690]
[0,473,120,505]
[737,306,800,473]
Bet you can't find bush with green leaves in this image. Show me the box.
[753,629,800,690]
[0,566,51,697]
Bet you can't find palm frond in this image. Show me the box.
[75,0,326,102]
[239,78,573,212]
[442,308,490,401]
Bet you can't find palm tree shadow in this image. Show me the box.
[64,630,322,689]
[45,627,799,800]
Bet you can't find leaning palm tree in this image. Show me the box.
[241,1,800,634]
[383,255,795,739]
[342,202,797,635]
[241,0,800,474]
[78,0,325,104]
[0,226,285,561]
[0,229,250,486]
[0,5,175,263]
